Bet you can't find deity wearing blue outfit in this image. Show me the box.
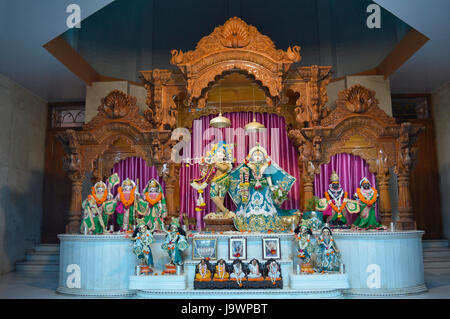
[161,219,189,266]
[228,144,296,232]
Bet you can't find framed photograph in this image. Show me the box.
[229,237,247,260]
[192,238,218,260]
[262,237,281,260]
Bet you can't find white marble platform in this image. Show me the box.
[57,230,427,298]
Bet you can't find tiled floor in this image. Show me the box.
[0,269,448,299]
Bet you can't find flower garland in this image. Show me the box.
[91,187,108,206]
[145,192,162,206]
[118,186,136,207]
[356,187,378,206]
[325,191,348,216]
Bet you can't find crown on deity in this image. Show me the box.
[360,177,371,187]
[330,171,339,183]
[248,143,268,159]
[169,217,181,229]
[122,178,136,188]
[206,141,233,162]
[149,180,158,188]
[94,181,107,190]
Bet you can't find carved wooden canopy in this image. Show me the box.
[58,90,173,182]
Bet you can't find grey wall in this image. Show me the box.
[432,81,450,240]
[0,73,47,276]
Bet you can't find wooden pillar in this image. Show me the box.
[66,175,84,234]
[376,172,392,226]
[160,162,179,219]
[396,173,416,230]
[301,161,315,211]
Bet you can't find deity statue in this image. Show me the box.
[195,259,212,282]
[316,171,350,228]
[294,221,316,273]
[247,259,263,281]
[140,179,168,233]
[161,219,189,266]
[230,259,246,286]
[131,223,154,273]
[315,227,342,273]
[113,178,148,232]
[190,141,235,219]
[81,179,116,234]
[228,144,296,232]
[265,259,281,284]
[306,211,323,231]
[213,259,230,281]
[352,177,383,230]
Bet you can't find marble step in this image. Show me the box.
[15,261,59,273]
[422,240,449,249]
[34,244,60,253]
[26,251,60,262]
[423,248,450,258]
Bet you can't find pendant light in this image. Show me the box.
[210,85,231,128]
[244,85,265,133]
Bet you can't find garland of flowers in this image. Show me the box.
[118,186,136,207]
[356,187,378,206]
[91,187,108,206]
[145,192,162,206]
[325,191,347,216]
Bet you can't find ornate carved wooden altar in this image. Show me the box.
[59,17,422,233]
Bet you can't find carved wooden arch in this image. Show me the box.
[170,17,301,106]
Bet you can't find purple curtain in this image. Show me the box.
[314,153,378,224]
[180,112,300,230]
[111,157,164,195]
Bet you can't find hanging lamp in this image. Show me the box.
[210,85,231,128]
[244,85,265,133]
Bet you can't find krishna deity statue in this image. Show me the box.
[190,141,235,219]
[228,144,297,232]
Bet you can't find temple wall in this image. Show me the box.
[85,81,147,123]
[431,80,450,240]
[0,74,47,276]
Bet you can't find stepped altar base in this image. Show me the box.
[57,230,426,298]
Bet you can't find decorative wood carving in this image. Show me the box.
[287,84,423,229]
[58,90,176,233]
[170,17,301,106]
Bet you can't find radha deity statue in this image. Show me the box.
[352,177,383,230]
[161,219,189,266]
[294,221,316,273]
[131,223,154,273]
[190,141,234,218]
[81,178,116,234]
[228,144,296,232]
[140,179,168,233]
[315,227,342,273]
[113,178,148,232]
[316,172,351,227]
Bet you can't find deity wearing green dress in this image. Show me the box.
[139,179,167,233]
[228,144,296,232]
[81,179,117,234]
[161,219,189,265]
[352,177,383,230]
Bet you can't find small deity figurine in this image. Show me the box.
[315,227,342,273]
[316,172,349,227]
[195,259,212,282]
[113,178,148,232]
[352,177,383,230]
[213,259,230,281]
[247,259,263,280]
[294,221,315,273]
[131,223,154,273]
[140,179,168,233]
[306,211,323,231]
[81,176,118,234]
[265,259,281,284]
[190,141,234,218]
[161,219,189,266]
[230,259,247,286]
[229,144,297,232]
